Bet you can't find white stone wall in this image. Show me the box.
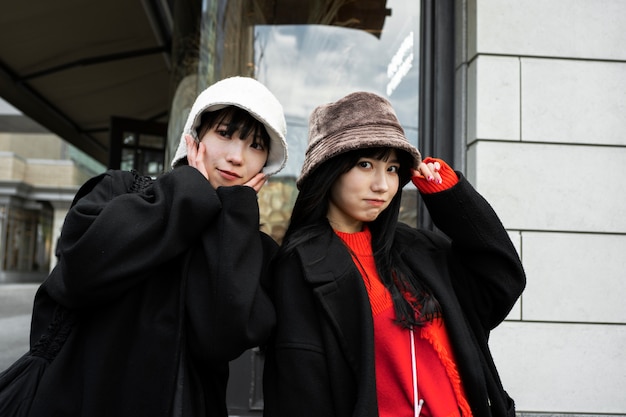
[461,0,626,414]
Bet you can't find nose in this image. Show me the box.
[225,140,245,165]
[371,169,389,192]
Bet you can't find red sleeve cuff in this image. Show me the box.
[412,157,458,194]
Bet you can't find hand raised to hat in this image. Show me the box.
[413,158,444,184]
[411,157,459,194]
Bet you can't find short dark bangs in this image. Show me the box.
[197,106,271,149]
[347,147,414,184]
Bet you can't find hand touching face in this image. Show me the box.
[185,123,268,192]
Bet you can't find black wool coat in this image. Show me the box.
[263,174,526,417]
[25,167,276,417]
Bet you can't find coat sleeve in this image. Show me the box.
[420,174,526,331]
[48,167,221,308]
[184,185,278,363]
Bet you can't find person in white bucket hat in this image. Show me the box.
[3,77,287,417]
[172,76,288,180]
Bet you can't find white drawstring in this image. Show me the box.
[410,328,424,417]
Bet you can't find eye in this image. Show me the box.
[357,160,372,169]
[213,123,232,138]
[388,165,400,173]
[250,141,266,151]
[216,129,231,138]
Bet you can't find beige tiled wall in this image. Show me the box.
[469,0,626,61]
[463,0,626,413]
[467,56,520,142]
[491,322,626,413]
[0,153,26,181]
[24,160,80,187]
[521,59,626,146]
[467,142,626,233]
[522,232,626,324]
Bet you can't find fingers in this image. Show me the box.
[185,134,197,166]
[244,172,267,193]
[413,160,442,184]
[185,134,209,180]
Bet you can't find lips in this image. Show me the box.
[365,199,386,207]
[217,168,242,180]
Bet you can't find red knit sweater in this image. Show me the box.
[334,158,472,417]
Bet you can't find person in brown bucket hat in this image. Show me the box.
[297,91,421,189]
[264,91,526,417]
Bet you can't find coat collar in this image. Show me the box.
[295,227,375,377]
[296,227,354,284]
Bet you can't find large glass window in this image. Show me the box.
[110,117,167,178]
[254,2,420,179]
[254,2,420,240]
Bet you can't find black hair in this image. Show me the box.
[282,147,441,327]
[173,106,271,168]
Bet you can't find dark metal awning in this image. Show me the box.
[0,0,390,167]
[0,0,173,165]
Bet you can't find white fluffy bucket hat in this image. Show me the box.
[171,76,288,175]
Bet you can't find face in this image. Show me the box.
[199,120,269,188]
[327,149,400,233]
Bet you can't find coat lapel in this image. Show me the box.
[296,230,374,375]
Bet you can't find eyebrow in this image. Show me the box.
[217,122,265,143]
[381,157,400,164]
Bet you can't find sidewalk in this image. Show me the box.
[0,283,38,371]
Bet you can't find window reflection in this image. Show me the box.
[249,0,420,240]
[255,20,420,177]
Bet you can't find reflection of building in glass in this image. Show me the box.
[387,31,415,96]
[0,103,104,282]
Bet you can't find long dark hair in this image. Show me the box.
[283,147,441,327]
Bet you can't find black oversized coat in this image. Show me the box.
[263,174,526,417]
[26,167,276,417]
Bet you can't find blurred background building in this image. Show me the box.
[0,0,624,415]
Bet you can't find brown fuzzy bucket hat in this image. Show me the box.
[297,91,421,189]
